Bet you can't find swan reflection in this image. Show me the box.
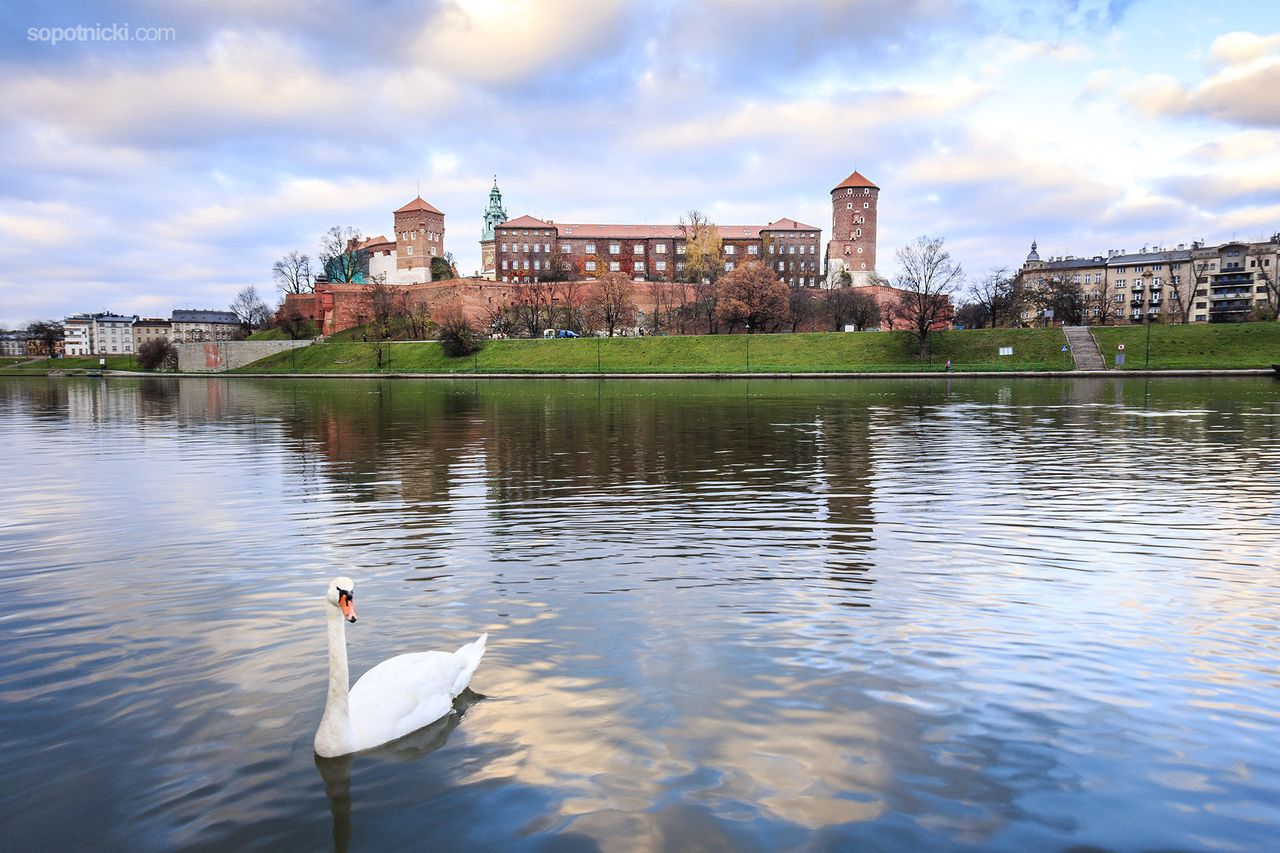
[314,689,484,853]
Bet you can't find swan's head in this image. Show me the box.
[327,577,357,623]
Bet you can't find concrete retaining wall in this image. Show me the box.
[177,340,312,373]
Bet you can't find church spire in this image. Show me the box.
[482,176,508,241]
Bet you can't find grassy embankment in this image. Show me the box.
[1090,322,1280,369]
[0,355,142,374]
[236,328,1075,374]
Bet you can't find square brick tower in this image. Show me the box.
[826,170,878,286]
[393,196,445,283]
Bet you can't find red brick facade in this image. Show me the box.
[826,170,879,284]
[493,217,823,288]
[392,197,445,275]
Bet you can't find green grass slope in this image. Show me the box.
[1,355,145,373]
[237,328,1074,374]
[1090,322,1280,369]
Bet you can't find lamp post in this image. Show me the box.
[1143,269,1153,367]
[745,324,751,372]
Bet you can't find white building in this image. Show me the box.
[92,314,137,354]
[0,331,31,356]
[64,314,94,356]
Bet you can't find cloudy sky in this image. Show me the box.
[1,0,1278,327]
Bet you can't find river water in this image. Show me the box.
[2,375,1279,852]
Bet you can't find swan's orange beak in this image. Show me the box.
[339,593,357,623]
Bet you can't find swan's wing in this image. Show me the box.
[347,651,466,750]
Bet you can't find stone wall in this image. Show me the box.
[176,339,311,373]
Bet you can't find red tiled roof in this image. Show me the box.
[833,170,878,191]
[357,235,393,250]
[763,218,820,231]
[394,196,444,214]
[498,214,553,229]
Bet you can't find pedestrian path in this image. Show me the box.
[1063,326,1106,370]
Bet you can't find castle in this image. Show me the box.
[285,168,885,335]
[480,169,879,288]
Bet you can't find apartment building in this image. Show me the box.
[133,318,172,348]
[1017,235,1278,324]
[92,314,137,354]
[170,310,240,343]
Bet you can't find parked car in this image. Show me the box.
[557,330,580,339]
[542,328,557,339]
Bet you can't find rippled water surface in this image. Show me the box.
[2,376,1280,852]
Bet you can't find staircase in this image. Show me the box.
[1063,326,1106,371]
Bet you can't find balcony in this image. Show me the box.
[1130,298,1145,307]
[1210,291,1252,301]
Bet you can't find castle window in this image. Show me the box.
[855,229,861,238]
[544,243,550,253]
[634,244,644,255]
[561,244,571,253]
[585,260,596,271]
[501,260,508,270]
[810,245,816,254]
[634,261,644,272]
[857,247,864,254]
[864,188,871,195]
[610,244,620,254]
[523,243,529,252]
[610,261,620,271]
[585,243,595,253]
[676,244,686,255]
[406,245,413,255]
[778,261,785,271]
[769,244,775,254]
[847,203,853,210]
[725,245,735,255]
[863,203,870,209]
[677,262,685,271]
[725,261,734,271]
[656,260,667,271]
[655,243,667,253]
[500,243,507,252]
[747,245,758,255]
[788,246,795,254]
[846,189,852,196]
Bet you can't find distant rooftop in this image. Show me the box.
[171,309,239,324]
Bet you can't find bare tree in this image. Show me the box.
[968,268,1016,328]
[893,236,962,358]
[230,286,272,331]
[320,226,362,283]
[511,279,555,338]
[716,261,790,333]
[402,292,434,340]
[272,250,313,295]
[1029,273,1087,326]
[585,272,638,337]
[846,289,882,331]
[25,320,64,357]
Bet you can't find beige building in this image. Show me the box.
[1017,235,1279,324]
[133,318,172,348]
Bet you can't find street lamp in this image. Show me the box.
[745,323,751,372]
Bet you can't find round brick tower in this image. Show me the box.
[826,170,878,286]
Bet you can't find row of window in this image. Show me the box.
[500,241,818,256]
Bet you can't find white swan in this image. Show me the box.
[315,577,487,758]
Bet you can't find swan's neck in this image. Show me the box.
[316,606,354,756]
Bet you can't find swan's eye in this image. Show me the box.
[338,589,353,601]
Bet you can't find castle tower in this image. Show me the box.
[825,170,879,287]
[393,196,445,283]
[480,177,507,278]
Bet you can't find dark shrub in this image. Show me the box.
[137,338,178,371]
[435,305,485,358]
